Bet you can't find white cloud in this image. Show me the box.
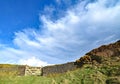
[19,57,49,67]
[0,0,120,66]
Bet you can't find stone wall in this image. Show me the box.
[42,62,77,76]
[25,65,42,76]
[0,63,77,76]
[0,65,26,76]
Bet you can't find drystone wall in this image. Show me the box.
[41,62,77,76]
[0,62,79,76]
[0,65,26,76]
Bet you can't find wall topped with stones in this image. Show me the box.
[0,63,77,76]
[41,62,77,76]
[23,62,78,76]
[0,65,26,76]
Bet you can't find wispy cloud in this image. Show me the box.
[0,0,120,66]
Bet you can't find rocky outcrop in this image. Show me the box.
[86,40,120,57]
[76,40,120,66]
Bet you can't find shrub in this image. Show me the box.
[75,55,92,67]
[90,55,102,63]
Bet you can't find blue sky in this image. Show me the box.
[0,0,120,66]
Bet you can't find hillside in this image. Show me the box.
[76,40,120,66]
[0,40,120,84]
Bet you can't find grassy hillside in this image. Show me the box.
[0,62,120,84]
